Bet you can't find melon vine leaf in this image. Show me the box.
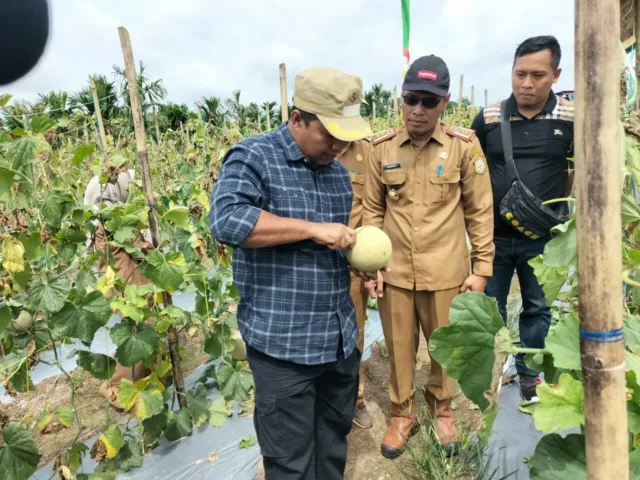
[529,433,586,480]
[545,312,580,371]
[216,363,255,402]
[110,322,160,367]
[187,384,211,428]
[138,251,188,293]
[528,254,568,306]
[0,423,43,480]
[543,220,577,268]
[51,290,112,344]
[208,397,232,427]
[75,350,117,380]
[165,409,193,442]
[29,274,71,314]
[533,373,584,434]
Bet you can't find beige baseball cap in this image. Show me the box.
[292,67,373,142]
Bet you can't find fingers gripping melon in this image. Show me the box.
[346,226,392,273]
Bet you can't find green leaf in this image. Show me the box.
[165,409,193,441]
[478,403,499,446]
[224,313,239,328]
[0,93,12,107]
[116,379,139,411]
[239,435,258,449]
[524,352,561,384]
[38,405,75,432]
[76,351,116,380]
[7,137,38,169]
[51,291,112,344]
[139,252,188,293]
[546,312,581,371]
[208,397,232,427]
[17,232,43,262]
[543,220,577,268]
[204,324,231,359]
[0,423,42,480]
[623,193,640,226]
[216,363,255,402]
[0,303,11,336]
[29,115,57,135]
[68,443,89,474]
[110,322,160,367]
[625,315,640,354]
[72,144,96,166]
[533,373,584,433]
[136,386,165,422]
[0,168,16,201]
[626,372,640,434]
[626,350,640,379]
[41,190,74,227]
[631,447,640,477]
[104,214,144,244]
[162,206,190,229]
[528,255,568,306]
[142,410,168,436]
[529,433,586,480]
[29,275,71,313]
[428,292,505,411]
[187,385,211,427]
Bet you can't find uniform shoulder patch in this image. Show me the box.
[371,128,397,145]
[446,125,476,142]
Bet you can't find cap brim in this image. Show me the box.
[402,83,449,97]
[317,114,374,142]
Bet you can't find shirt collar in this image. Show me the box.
[397,123,446,147]
[276,122,306,162]
[507,90,557,117]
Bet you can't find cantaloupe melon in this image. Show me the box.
[230,328,247,361]
[346,226,392,273]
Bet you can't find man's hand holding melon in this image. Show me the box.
[345,226,392,299]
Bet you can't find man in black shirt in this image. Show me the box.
[470,35,574,402]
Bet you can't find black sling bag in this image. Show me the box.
[498,100,569,239]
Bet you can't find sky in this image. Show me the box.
[3,0,576,109]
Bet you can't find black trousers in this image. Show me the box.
[247,343,360,480]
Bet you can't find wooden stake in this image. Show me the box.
[89,75,108,159]
[279,63,289,122]
[470,86,475,108]
[458,74,464,102]
[154,106,161,143]
[574,1,627,478]
[485,89,488,108]
[117,26,188,409]
[266,105,271,131]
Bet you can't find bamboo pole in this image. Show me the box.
[117,26,188,409]
[279,63,289,122]
[393,86,399,118]
[485,89,488,108]
[89,75,108,159]
[470,86,475,108]
[574,1,627,478]
[154,106,161,143]
[635,0,640,111]
[266,104,271,131]
[458,74,464,102]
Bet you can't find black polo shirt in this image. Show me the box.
[471,91,574,238]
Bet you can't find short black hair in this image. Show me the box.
[291,105,318,126]
[514,35,561,70]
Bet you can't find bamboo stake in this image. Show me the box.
[117,26,188,409]
[470,86,475,108]
[458,74,464,102]
[266,104,272,131]
[89,75,108,159]
[393,86,399,118]
[635,0,640,111]
[485,89,488,108]
[574,1,627,478]
[154,106,161,143]
[279,63,289,122]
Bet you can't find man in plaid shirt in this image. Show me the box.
[210,67,376,479]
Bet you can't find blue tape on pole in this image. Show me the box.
[579,328,624,344]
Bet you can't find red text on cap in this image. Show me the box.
[417,70,438,80]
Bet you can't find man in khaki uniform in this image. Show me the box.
[336,139,373,429]
[363,55,494,459]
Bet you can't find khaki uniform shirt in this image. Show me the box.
[336,139,371,230]
[362,123,495,291]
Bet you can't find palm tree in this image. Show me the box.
[70,75,121,122]
[37,91,73,119]
[245,102,261,131]
[261,101,276,130]
[112,61,167,125]
[158,103,192,132]
[362,83,393,118]
[198,96,226,128]
[225,90,247,130]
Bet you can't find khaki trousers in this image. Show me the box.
[378,284,459,406]
[349,272,368,405]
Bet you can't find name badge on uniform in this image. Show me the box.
[382,162,402,170]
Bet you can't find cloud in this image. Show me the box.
[3,0,576,109]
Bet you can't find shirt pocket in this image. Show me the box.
[428,170,461,205]
[350,172,365,200]
[381,170,407,203]
[544,124,572,158]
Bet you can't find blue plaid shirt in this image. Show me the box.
[209,123,358,365]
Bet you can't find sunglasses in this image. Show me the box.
[402,94,442,109]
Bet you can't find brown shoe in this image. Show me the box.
[353,402,373,429]
[424,392,460,457]
[381,396,419,459]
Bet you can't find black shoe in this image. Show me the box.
[519,374,541,402]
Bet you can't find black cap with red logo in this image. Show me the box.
[402,55,450,97]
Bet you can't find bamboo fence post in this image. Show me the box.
[89,75,108,160]
[485,89,488,108]
[279,63,289,122]
[117,26,188,409]
[470,86,475,108]
[458,74,464,102]
[266,104,272,131]
[575,1,627,478]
